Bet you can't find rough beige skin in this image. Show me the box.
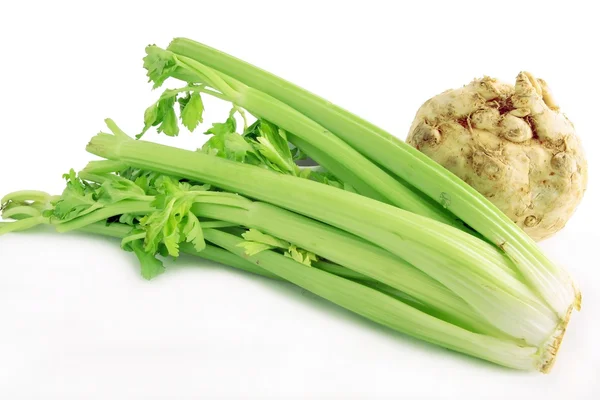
[407,72,587,241]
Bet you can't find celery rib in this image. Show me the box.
[203,228,540,371]
[166,38,578,318]
[288,134,389,203]
[170,53,458,227]
[86,134,557,345]
[3,214,555,370]
[55,200,155,233]
[78,221,280,279]
[192,201,508,337]
[77,222,375,285]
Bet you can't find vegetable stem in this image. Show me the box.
[168,52,459,227]
[166,38,579,318]
[86,133,558,345]
[203,228,541,371]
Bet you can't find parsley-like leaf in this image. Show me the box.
[138,177,208,257]
[126,239,166,280]
[138,103,160,139]
[308,169,356,193]
[285,245,318,267]
[238,229,318,266]
[119,168,168,195]
[205,114,236,136]
[242,119,299,175]
[156,96,179,137]
[48,169,103,222]
[253,121,297,174]
[179,92,204,132]
[237,242,275,256]
[181,211,205,252]
[241,229,290,249]
[143,46,178,89]
[291,146,308,162]
[95,174,148,203]
[201,132,258,163]
[119,213,138,226]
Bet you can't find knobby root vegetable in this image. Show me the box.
[407,72,587,241]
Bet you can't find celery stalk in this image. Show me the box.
[79,221,524,362]
[78,221,281,279]
[78,222,372,283]
[203,228,540,371]
[288,134,389,203]
[167,52,459,228]
[191,201,509,337]
[166,38,579,319]
[78,221,428,295]
[86,132,558,346]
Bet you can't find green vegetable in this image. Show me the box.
[78,219,527,369]
[166,38,580,320]
[2,163,497,334]
[86,123,560,351]
[204,228,540,371]
[0,38,581,373]
[77,221,371,283]
[0,197,541,372]
[141,45,457,226]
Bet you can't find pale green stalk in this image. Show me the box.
[164,51,459,228]
[85,132,558,346]
[287,134,389,203]
[166,38,579,319]
[76,160,508,337]
[74,221,502,344]
[203,228,541,371]
[192,201,511,338]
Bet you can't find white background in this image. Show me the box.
[1,1,599,398]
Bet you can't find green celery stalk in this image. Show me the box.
[188,243,278,279]
[75,161,507,336]
[78,221,491,346]
[55,200,155,233]
[166,38,579,319]
[0,216,47,234]
[288,134,390,203]
[8,171,499,336]
[191,201,508,337]
[0,187,563,371]
[86,132,558,346]
[78,221,432,308]
[78,221,280,279]
[148,47,458,228]
[203,228,541,371]
[2,204,383,287]
[79,221,416,289]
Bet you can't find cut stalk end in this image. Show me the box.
[574,288,582,311]
[86,132,125,160]
[539,305,573,373]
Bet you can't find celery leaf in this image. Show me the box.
[285,245,318,267]
[242,229,290,249]
[205,114,236,136]
[140,102,159,138]
[143,46,178,89]
[139,177,208,257]
[126,239,166,280]
[179,92,204,132]
[47,169,103,222]
[156,96,179,137]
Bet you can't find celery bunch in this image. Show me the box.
[0,38,580,373]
